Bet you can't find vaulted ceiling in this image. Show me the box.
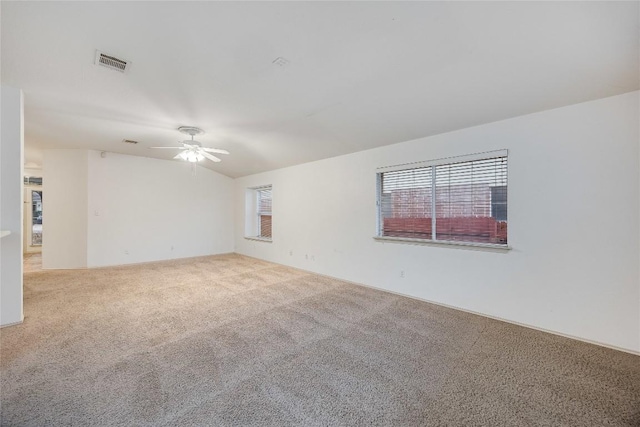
[2,1,638,177]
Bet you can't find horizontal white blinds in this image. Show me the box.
[379,155,508,245]
[377,149,507,173]
[380,167,433,239]
[257,188,272,215]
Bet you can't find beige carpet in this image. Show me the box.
[1,253,639,426]
[22,253,42,273]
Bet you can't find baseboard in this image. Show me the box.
[359,284,640,357]
[0,316,24,329]
[38,252,237,271]
[87,252,237,270]
[236,253,640,357]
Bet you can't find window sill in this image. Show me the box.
[373,236,511,252]
[245,236,273,243]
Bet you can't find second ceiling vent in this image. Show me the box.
[95,50,130,73]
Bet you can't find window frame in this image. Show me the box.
[375,150,510,251]
[244,185,273,243]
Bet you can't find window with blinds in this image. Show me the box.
[257,187,272,239]
[378,152,508,246]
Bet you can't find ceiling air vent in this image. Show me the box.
[95,50,130,73]
[272,57,290,67]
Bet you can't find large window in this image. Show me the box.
[377,151,508,246]
[245,185,272,241]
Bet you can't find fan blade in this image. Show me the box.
[173,153,184,160]
[200,151,221,162]
[149,146,184,149]
[201,148,229,155]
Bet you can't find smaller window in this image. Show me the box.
[245,185,273,241]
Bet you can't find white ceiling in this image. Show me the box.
[2,1,638,178]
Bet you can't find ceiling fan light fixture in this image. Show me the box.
[178,150,204,162]
[150,126,228,167]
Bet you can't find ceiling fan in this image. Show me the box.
[149,126,229,163]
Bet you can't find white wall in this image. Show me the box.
[86,151,234,267]
[234,91,640,353]
[42,149,234,268]
[24,167,42,178]
[42,150,88,269]
[0,86,24,326]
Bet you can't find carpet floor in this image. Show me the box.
[1,253,639,426]
[22,253,42,274]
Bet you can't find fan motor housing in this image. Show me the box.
[178,126,204,137]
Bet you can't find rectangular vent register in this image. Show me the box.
[94,50,130,73]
